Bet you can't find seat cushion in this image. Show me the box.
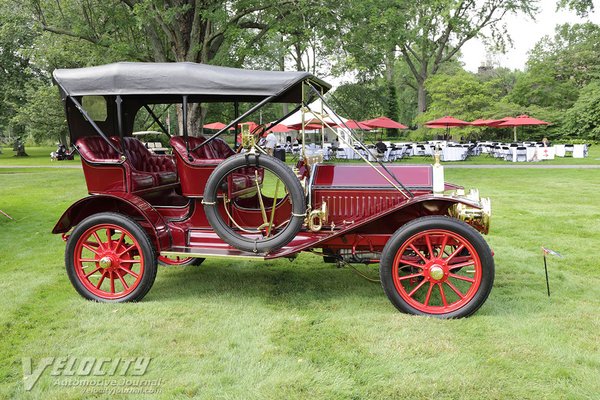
[111,137,177,188]
[156,171,178,185]
[131,172,155,190]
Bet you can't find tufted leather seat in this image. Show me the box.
[76,136,120,162]
[113,137,178,187]
[170,136,235,161]
[170,136,263,192]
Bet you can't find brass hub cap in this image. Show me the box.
[429,265,444,281]
[99,256,113,269]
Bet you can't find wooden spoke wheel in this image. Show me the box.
[65,213,157,302]
[380,216,494,318]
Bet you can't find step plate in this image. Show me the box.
[160,246,266,260]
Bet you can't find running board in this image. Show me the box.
[160,246,266,260]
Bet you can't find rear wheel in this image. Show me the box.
[380,216,494,318]
[158,255,204,267]
[65,212,157,302]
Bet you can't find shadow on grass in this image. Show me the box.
[149,260,385,309]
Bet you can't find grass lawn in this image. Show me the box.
[0,146,81,167]
[1,158,599,399]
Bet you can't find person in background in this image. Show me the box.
[265,130,278,156]
[542,137,550,147]
[375,139,387,154]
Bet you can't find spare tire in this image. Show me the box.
[203,153,306,253]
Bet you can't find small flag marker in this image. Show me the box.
[541,247,562,297]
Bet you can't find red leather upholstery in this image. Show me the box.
[170,136,263,193]
[113,137,178,187]
[76,137,120,162]
[170,136,235,161]
[131,172,155,191]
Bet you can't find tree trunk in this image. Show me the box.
[384,52,398,137]
[279,39,289,116]
[417,82,427,114]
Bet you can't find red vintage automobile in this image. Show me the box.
[52,62,493,318]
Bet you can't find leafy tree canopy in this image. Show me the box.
[562,81,600,140]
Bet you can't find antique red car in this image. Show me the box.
[52,62,493,318]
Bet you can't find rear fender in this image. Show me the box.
[52,194,171,251]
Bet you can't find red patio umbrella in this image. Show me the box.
[268,123,292,133]
[286,122,324,130]
[487,117,512,127]
[425,116,471,140]
[497,115,550,141]
[361,116,408,130]
[203,122,227,130]
[332,120,372,130]
[471,119,498,127]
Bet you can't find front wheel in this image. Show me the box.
[380,216,494,318]
[65,212,157,302]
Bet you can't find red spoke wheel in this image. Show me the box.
[65,213,157,302]
[158,255,204,267]
[380,216,494,318]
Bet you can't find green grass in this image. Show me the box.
[0,146,81,167]
[1,161,600,399]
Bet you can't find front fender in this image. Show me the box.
[340,194,490,236]
[268,194,490,259]
[52,194,171,251]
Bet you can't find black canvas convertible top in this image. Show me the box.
[53,62,331,102]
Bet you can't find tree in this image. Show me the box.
[25,0,297,133]
[562,81,600,140]
[508,23,600,110]
[0,2,38,136]
[416,70,500,139]
[527,23,600,88]
[328,80,388,121]
[342,0,535,115]
[12,83,69,145]
[557,0,595,17]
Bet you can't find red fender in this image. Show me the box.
[267,195,485,259]
[52,193,171,251]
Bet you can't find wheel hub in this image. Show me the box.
[99,256,113,269]
[429,264,444,281]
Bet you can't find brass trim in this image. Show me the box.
[449,195,492,234]
[307,202,328,232]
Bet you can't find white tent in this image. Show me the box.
[278,99,354,146]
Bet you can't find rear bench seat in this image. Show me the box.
[112,137,178,190]
[170,136,262,192]
[76,136,177,192]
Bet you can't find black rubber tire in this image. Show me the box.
[65,212,158,302]
[203,153,305,253]
[158,256,205,267]
[380,216,494,319]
